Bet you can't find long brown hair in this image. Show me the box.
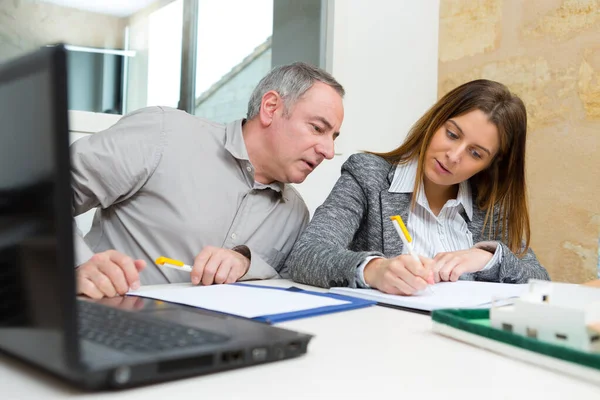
[370,79,530,256]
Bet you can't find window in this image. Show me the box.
[194,0,273,123]
[1,0,325,117]
[526,327,538,339]
[555,333,568,340]
[145,0,184,109]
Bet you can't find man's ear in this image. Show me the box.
[259,90,282,126]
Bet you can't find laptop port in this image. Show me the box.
[221,350,244,365]
[158,354,213,374]
[273,346,285,360]
[251,347,268,362]
[287,341,302,353]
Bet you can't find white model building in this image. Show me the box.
[490,280,600,352]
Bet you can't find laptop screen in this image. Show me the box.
[0,45,80,372]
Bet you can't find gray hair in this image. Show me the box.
[246,62,345,119]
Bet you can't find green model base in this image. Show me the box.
[432,308,600,371]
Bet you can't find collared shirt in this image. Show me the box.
[356,159,501,287]
[71,106,309,285]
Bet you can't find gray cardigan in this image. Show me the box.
[283,153,550,288]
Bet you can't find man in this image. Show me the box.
[72,62,345,299]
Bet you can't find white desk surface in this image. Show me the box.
[1,279,599,400]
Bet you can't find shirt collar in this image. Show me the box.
[224,119,249,160]
[224,119,285,194]
[388,159,418,193]
[388,159,473,220]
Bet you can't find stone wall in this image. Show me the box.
[439,0,600,282]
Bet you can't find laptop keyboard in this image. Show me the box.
[78,301,230,353]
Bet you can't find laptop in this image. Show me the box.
[0,45,311,390]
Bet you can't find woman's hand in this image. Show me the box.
[363,255,434,295]
[432,248,493,282]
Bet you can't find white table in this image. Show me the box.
[1,280,599,399]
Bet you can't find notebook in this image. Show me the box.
[329,281,528,313]
[130,283,376,323]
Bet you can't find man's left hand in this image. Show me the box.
[432,248,492,282]
[191,246,250,285]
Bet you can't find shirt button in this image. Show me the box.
[231,233,237,239]
[246,166,252,172]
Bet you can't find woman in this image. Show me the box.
[284,79,550,295]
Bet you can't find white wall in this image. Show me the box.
[293,0,440,216]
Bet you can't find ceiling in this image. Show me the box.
[38,0,158,17]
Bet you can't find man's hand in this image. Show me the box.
[432,248,492,282]
[191,246,250,285]
[76,250,146,299]
[363,255,434,295]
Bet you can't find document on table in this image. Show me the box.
[129,283,351,319]
[329,281,529,312]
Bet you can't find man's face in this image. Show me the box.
[263,82,344,184]
[423,109,499,189]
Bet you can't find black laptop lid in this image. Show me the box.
[0,45,80,373]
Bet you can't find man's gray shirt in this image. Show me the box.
[71,106,309,284]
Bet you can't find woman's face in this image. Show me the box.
[423,109,500,189]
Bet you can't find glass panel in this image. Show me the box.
[134,0,184,110]
[194,0,273,123]
[65,46,127,114]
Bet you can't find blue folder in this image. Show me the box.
[234,283,376,324]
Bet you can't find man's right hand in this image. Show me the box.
[76,250,146,299]
[363,255,434,295]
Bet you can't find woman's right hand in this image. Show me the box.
[363,255,434,295]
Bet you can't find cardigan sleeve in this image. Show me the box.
[283,155,384,288]
[473,240,550,283]
[471,208,550,283]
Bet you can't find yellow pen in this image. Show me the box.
[390,215,435,289]
[155,256,192,272]
[390,215,420,262]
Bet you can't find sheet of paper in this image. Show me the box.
[330,281,529,311]
[129,284,349,318]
